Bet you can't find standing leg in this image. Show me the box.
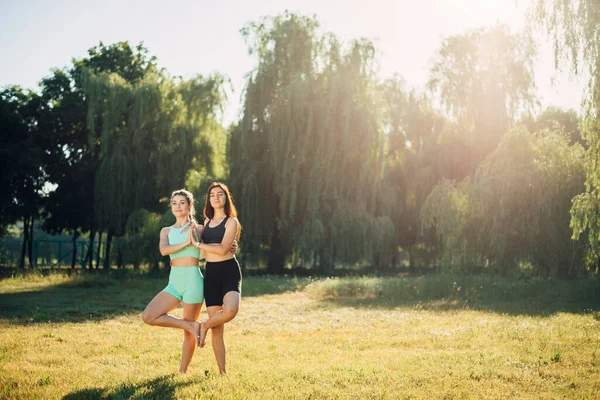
[179,302,203,373]
[206,306,226,374]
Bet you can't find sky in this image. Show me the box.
[0,0,587,124]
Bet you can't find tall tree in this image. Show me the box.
[421,127,585,276]
[230,12,394,274]
[83,65,226,268]
[39,42,160,269]
[38,68,95,268]
[428,24,537,177]
[0,87,46,268]
[532,0,600,273]
[380,76,452,269]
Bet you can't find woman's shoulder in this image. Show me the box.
[160,226,171,236]
[225,217,239,227]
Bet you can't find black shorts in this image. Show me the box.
[204,258,242,307]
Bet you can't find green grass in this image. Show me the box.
[1,271,599,399]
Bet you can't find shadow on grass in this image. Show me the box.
[307,275,600,317]
[0,273,159,325]
[2,270,599,323]
[62,374,202,400]
[0,270,310,325]
[317,297,600,316]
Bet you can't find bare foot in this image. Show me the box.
[198,321,208,348]
[190,321,201,346]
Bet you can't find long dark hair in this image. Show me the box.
[203,182,242,239]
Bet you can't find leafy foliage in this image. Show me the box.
[422,127,585,276]
[82,61,227,236]
[531,0,600,272]
[230,13,393,272]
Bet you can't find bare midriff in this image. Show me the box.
[170,257,199,267]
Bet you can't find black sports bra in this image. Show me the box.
[202,217,229,244]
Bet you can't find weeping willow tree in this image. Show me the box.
[83,69,226,268]
[379,76,453,269]
[416,24,547,274]
[421,127,585,276]
[230,12,394,273]
[428,24,537,178]
[531,0,600,273]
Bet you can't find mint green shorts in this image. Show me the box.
[163,266,204,304]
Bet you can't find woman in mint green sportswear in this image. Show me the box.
[142,189,236,373]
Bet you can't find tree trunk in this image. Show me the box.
[19,216,29,270]
[103,231,113,271]
[86,228,96,269]
[321,250,334,275]
[372,254,382,272]
[267,219,288,274]
[71,231,80,270]
[326,259,335,275]
[96,231,103,269]
[27,217,34,268]
[116,245,123,269]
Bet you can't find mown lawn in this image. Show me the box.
[0,271,599,399]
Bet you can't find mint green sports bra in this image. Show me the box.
[168,222,200,260]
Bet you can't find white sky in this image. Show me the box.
[0,0,587,124]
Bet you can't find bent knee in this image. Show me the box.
[223,307,238,321]
[142,311,154,325]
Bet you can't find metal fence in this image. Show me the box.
[0,238,109,268]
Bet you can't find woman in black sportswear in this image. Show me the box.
[191,182,242,374]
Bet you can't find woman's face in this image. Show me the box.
[171,195,190,217]
[209,187,227,209]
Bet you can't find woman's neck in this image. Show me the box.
[212,209,227,220]
[174,217,189,227]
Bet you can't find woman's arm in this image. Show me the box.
[195,218,238,256]
[159,227,192,256]
[187,224,207,259]
[192,224,203,243]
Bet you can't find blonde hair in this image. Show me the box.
[170,189,198,225]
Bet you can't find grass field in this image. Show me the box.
[0,271,599,399]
